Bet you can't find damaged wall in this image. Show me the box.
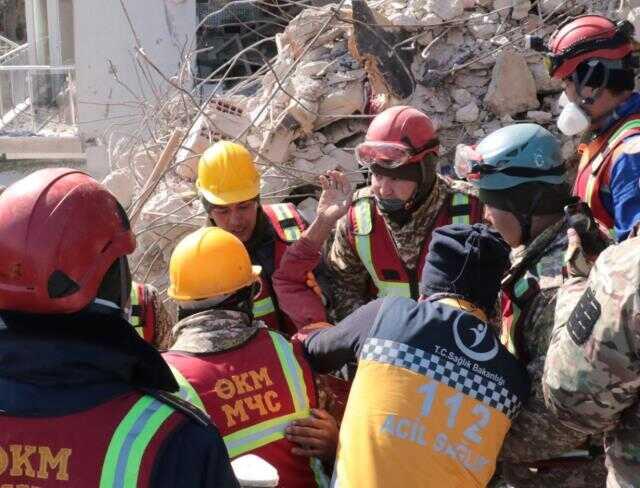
[74,0,196,139]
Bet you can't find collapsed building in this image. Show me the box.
[104,0,630,299]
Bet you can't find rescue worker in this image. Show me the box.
[543,221,640,487]
[129,281,174,349]
[325,105,483,321]
[298,223,530,487]
[459,124,608,486]
[528,14,640,240]
[0,168,238,487]
[197,140,314,334]
[162,227,337,488]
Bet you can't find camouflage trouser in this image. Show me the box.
[497,456,607,488]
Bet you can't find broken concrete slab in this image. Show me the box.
[485,51,540,116]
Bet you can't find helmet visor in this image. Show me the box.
[355,142,414,169]
[356,140,439,169]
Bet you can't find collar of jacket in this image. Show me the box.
[502,219,567,289]
[0,309,178,395]
[171,309,261,355]
[595,91,640,137]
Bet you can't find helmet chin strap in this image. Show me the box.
[513,192,543,246]
[572,61,609,107]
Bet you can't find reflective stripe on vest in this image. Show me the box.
[130,285,141,331]
[100,395,175,488]
[584,119,640,228]
[353,198,412,298]
[169,331,310,458]
[271,203,303,242]
[450,193,471,225]
[253,296,277,318]
[224,331,310,457]
[170,365,207,413]
[501,278,529,357]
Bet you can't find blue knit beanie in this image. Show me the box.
[419,223,510,312]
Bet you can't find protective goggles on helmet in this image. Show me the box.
[355,140,439,169]
[455,144,566,181]
[527,21,634,77]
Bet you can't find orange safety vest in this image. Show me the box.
[573,115,640,232]
[253,203,305,334]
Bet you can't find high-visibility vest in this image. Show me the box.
[573,115,640,234]
[500,274,540,361]
[252,203,305,334]
[0,391,185,487]
[333,296,530,487]
[165,329,328,488]
[348,192,479,299]
[130,282,156,344]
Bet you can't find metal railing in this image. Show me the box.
[0,42,77,134]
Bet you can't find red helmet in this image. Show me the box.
[547,15,634,79]
[0,168,136,314]
[356,106,439,170]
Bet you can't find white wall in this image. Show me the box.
[73,0,196,140]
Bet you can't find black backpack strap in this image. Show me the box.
[139,387,211,428]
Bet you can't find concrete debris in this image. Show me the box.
[425,0,464,21]
[627,7,640,41]
[102,169,135,209]
[527,110,553,124]
[485,51,540,116]
[468,14,497,40]
[456,102,480,123]
[493,0,531,20]
[109,0,610,289]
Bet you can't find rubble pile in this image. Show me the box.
[105,0,622,293]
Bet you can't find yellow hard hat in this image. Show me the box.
[196,141,260,205]
[168,227,262,301]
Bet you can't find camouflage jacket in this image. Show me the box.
[324,175,477,321]
[499,219,594,464]
[543,231,640,487]
[171,309,261,354]
[137,282,175,351]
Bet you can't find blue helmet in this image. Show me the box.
[468,124,565,190]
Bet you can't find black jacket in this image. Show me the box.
[0,308,239,488]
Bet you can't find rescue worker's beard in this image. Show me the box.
[177,284,256,321]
